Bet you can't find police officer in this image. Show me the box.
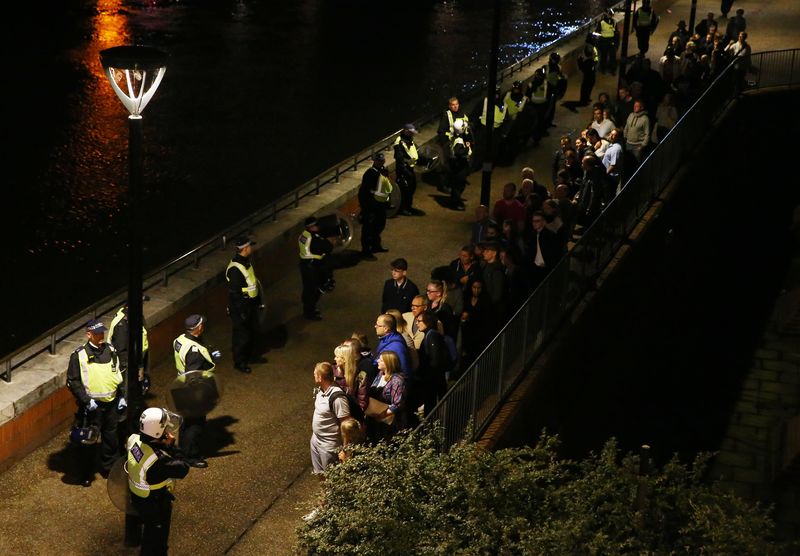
[596,9,617,74]
[448,119,472,212]
[503,81,528,121]
[578,43,599,105]
[526,67,549,145]
[128,407,190,556]
[108,304,151,450]
[437,96,471,155]
[393,123,426,217]
[226,236,265,373]
[66,319,125,486]
[633,0,659,55]
[173,314,220,468]
[298,216,335,320]
[358,152,392,260]
[545,52,566,128]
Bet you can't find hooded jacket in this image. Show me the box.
[624,109,650,147]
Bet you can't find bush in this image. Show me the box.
[296,425,791,555]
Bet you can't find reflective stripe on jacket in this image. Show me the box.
[77,345,121,403]
[393,136,418,167]
[173,333,216,376]
[127,434,174,498]
[298,230,324,260]
[226,261,258,298]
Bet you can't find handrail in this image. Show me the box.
[421,48,800,449]
[0,2,623,381]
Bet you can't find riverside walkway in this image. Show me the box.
[1,1,799,554]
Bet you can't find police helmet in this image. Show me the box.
[512,80,523,89]
[549,52,561,64]
[452,119,468,135]
[139,407,183,439]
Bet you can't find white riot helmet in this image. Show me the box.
[453,118,468,136]
[139,407,183,439]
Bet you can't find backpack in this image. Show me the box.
[443,335,458,369]
[329,389,365,424]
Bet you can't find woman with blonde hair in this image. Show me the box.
[333,342,368,410]
[385,308,419,371]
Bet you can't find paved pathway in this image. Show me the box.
[1,1,798,554]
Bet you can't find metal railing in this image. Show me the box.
[0,5,625,382]
[423,49,800,449]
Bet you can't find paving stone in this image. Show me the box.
[761,381,791,395]
[752,369,779,382]
[754,348,780,359]
[733,468,768,484]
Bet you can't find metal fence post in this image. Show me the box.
[497,334,506,399]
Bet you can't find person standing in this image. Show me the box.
[127,407,190,556]
[596,9,618,74]
[720,0,735,19]
[633,0,659,55]
[525,211,562,290]
[437,96,472,163]
[373,313,411,377]
[358,152,392,260]
[623,100,650,162]
[173,314,221,468]
[415,312,450,416]
[298,216,335,320]
[108,304,151,453]
[226,236,265,374]
[448,119,472,211]
[381,258,420,314]
[577,44,599,106]
[393,124,425,216]
[66,319,125,486]
[310,362,351,477]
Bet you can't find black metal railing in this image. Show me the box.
[423,48,800,449]
[1,6,629,382]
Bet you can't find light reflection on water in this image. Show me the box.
[4,0,613,354]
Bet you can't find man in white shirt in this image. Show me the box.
[589,106,615,138]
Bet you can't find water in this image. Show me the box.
[3,0,613,356]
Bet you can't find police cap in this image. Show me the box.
[184,314,204,330]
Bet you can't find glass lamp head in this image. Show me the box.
[100,46,168,117]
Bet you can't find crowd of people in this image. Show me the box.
[309,3,759,485]
[63,3,759,546]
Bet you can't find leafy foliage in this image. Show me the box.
[296,425,790,555]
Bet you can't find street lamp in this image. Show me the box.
[99,45,167,547]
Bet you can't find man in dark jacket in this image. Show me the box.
[525,211,563,289]
[381,258,420,314]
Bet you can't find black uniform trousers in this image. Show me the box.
[636,28,652,54]
[77,400,120,479]
[396,169,417,212]
[229,301,259,368]
[131,490,173,556]
[360,207,387,254]
[598,37,617,73]
[180,416,206,461]
[300,259,324,316]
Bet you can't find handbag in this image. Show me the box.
[365,397,395,425]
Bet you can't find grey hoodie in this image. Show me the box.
[624,109,650,147]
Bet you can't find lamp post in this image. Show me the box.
[479,0,502,207]
[100,45,167,547]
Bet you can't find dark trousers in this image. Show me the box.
[360,208,387,253]
[636,28,651,54]
[76,400,120,479]
[229,303,259,368]
[299,260,323,316]
[131,491,173,556]
[397,170,417,212]
[598,38,617,73]
[580,71,596,104]
[180,416,206,460]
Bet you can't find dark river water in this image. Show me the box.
[3,0,613,356]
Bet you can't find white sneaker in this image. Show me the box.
[302,508,319,522]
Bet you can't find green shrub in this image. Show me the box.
[297,426,790,555]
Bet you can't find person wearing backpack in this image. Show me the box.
[310,362,352,478]
[416,312,451,417]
